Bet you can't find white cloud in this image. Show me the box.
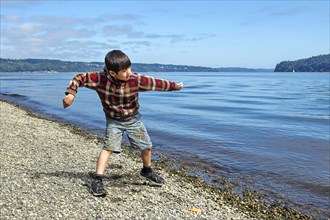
[108,13,140,22]
[1,14,20,22]
[1,10,216,62]
[102,23,213,45]
[17,22,39,32]
[103,24,137,36]
[123,41,151,46]
[1,15,99,60]
[30,16,101,26]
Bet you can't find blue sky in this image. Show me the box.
[1,0,329,68]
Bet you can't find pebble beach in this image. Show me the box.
[0,101,253,220]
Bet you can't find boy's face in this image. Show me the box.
[109,67,132,81]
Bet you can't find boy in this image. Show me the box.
[63,50,183,197]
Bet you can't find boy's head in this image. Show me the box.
[105,50,131,74]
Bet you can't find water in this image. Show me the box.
[1,71,329,218]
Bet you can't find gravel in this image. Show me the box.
[0,101,253,220]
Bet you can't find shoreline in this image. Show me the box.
[0,100,250,219]
[0,100,320,219]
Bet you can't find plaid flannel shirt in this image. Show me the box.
[66,71,177,120]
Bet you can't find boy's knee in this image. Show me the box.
[100,149,113,155]
[142,147,151,152]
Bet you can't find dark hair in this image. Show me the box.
[104,50,131,73]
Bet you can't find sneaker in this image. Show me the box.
[90,179,107,197]
[140,168,165,186]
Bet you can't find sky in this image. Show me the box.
[1,0,329,68]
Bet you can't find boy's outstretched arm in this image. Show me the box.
[63,94,75,108]
[138,74,183,92]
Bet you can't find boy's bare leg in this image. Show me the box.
[96,150,113,175]
[89,150,111,197]
[141,148,152,167]
[140,148,165,185]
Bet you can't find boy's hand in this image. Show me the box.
[175,82,183,91]
[63,94,75,108]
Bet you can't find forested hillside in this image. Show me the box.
[0,58,219,72]
[274,54,330,72]
[0,58,272,72]
[0,59,103,72]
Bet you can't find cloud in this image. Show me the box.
[3,20,94,42]
[49,40,116,61]
[1,10,216,61]
[2,37,114,61]
[103,24,144,37]
[145,33,183,39]
[1,14,20,22]
[30,16,101,26]
[18,22,40,32]
[108,14,140,22]
[102,24,214,45]
[123,41,151,47]
[102,24,182,40]
[182,33,216,42]
[1,14,101,60]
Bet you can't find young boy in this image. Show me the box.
[63,50,183,197]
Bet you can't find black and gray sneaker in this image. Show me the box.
[140,168,165,186]
[90,179,107,197]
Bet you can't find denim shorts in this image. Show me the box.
[103,113,152,153]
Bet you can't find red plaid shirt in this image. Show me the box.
[66,71,178,120]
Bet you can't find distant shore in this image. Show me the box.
[0,58,273,73]
[2,54,330,73]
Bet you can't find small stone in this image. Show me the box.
[190,207,202,213]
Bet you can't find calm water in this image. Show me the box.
[1,71,329,218]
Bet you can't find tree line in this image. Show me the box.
[0,58,220,72]
[0,58,103,72]
[2,55,328,73]
[0,58,272,73]
[274,54,330,72]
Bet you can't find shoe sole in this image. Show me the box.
[88,181,107,197]
[89,188,107,197]
[139,175,164,187]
